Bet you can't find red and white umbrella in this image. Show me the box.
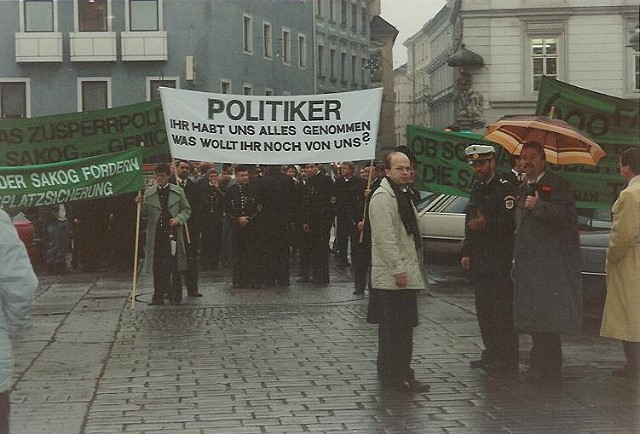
[485,115,606,166]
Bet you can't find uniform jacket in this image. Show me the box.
[462,175,516,279]
[600,175,640,342]
[369,177,427,290]
[334,175,365,223]
[0,210,38,392]
[141,184,191,273]
[513,171,582,332]
[302,172,335,232]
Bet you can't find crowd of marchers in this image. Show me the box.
[134,159,393,306]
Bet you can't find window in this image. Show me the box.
[317,44,325,77]
[351,2,357,31]
[263,22,272,59]
[330,48,336,79]
[130,0,158,31]
[79,79,110,111]
[148,78,176,101]
[264,88,273,96]
[361,5,367,33]
[282,29,291,65]
[531,36,558,92]
[329,0,335,22]
[298,34,307,68]
[221,80,231,94]
[340,0,347,26]
[243,85,252,95]
[25,0,54,32]
[0,82,28,119]
[316,0,322,17]
[351,54,357,83]
[243,14,252,54]
[79,0,108,32]
[361,56,367,85]
[341,52,347,82]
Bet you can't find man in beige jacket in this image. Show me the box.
[366,152,429,393]
[600,147,640,379]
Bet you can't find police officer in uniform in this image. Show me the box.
[460,144,519,374]
[300,163,335,284]
[225,165,262,288]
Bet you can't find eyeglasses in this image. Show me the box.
[391,166,413,173]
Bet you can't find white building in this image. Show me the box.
[402,0,640,131]
[393,63,412,145]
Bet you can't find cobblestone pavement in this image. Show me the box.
[8,259,639,433]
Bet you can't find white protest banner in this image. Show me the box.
[159,87,382,164]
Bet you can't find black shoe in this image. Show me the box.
[469,359,489,369]
[296,277,310,283]
[150,297,164,306]
[188,292,203,297]
[387,378,430,393]
[353,289,365,295]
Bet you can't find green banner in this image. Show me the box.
[0,100,169,166]
[408,78,640,209]
[535,76,640,208]
[0,147,144,208]
[408,126,499,198]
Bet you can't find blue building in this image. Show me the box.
[0,0,316,118]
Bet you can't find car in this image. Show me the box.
[418,193,468,256]
[11,212,42,267]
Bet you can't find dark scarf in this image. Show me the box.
[386,176,421,249]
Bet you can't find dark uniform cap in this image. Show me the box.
[465,144,495,164]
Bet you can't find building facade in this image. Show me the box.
[0,0,315,119]
[393,63,411,146]
[313,0,373,95]
[400,0,639,132]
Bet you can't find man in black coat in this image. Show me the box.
[225,165,262,289]
[333,162,365,268]
[174,160,202,298]
[259,165,296,287]
[199,168,225,271]
[353,161,382,295]
[300,163,335,284]
[460,144,518,375]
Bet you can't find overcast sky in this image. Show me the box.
[380,0,448,69]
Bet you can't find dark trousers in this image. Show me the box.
[336,217,355,265]
[299,231,312,278]
[529,332,562,378]
[232,227,259,287]
[622,341,640,373]
[152,231,181,303]
[0,390,9,434]
[378,319,415,383]
[175,228,198,295]
[263,225,290,286]
[200,219,222,270]
[310,228,330,283]
[352,236,370,293]
[473,276,518,369]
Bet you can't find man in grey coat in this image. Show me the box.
[136,163,191,305]
[513,141,582,384]
[0,209,38,433]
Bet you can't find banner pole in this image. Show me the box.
[130,142,144,309]
[358,159,375,244]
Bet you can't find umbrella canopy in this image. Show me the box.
[485,115,606,165]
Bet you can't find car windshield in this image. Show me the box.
[416,191,439,212]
